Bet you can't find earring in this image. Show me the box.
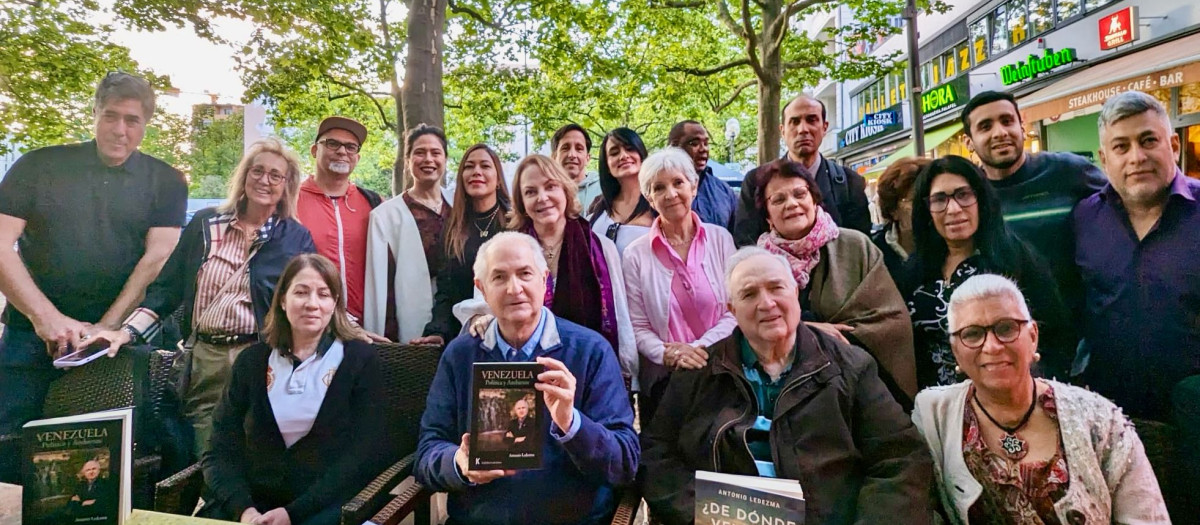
[1032,352,1041,363]
[954,365,962,374]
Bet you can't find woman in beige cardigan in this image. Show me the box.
[752,158,916,404]
[913,274,1168,524]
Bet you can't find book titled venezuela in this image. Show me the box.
[470,362,546,470]
[22,408,133,525]
[695,470,805,525]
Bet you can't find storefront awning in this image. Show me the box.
[864,124,963,177]
[1019,32,1200,123]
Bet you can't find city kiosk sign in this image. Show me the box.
[1000,48,1078,86]
[838,104,903,148]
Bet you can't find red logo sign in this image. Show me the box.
[1099,6,1138,51]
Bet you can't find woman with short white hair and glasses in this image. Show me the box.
[912,274,1168,524]
[621,147,737,426]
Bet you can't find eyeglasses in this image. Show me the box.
[317,138,361,154]
[605,221,621,242]
[951,318,1030,349]
[248,166,287,185]
[766,187,811,207]
[927,187,977,213]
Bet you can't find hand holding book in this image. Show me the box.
[454,433,514,484]
[534,357,576,433]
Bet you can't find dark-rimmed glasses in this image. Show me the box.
[927,187,977,213]
[249,166,287,185]
[316,138,361,154]
[951,318,1030,349]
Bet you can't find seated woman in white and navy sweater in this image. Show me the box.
[199,254,384,525]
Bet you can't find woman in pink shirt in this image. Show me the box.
[622,147,737,427]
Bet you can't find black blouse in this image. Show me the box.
[422,202,506,341]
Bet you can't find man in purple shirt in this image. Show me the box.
[1073,91,1200,517]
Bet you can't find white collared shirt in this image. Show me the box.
[266,339,345,448]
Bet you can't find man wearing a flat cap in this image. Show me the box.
[296,116,385,323]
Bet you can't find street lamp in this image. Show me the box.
[724,117,741,164]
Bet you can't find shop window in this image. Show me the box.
[991,5,1010,55]
[1056,0,1081,23]
[942,50,956,80]
[969,19,989,65]
[1085,0,1116,11]
[1185,126,1200,180]
[1007,0,1029,48]
[957,42,971,74]
[1028,0,1053,36]
[1181,83,1200,116]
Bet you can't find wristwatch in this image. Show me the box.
[122,324,141,345]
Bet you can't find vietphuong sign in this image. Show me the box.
[1000,48,1078,86]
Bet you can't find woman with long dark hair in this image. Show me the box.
[587,127,654,254]
[905,155,1072,388]
[412,144,511,345]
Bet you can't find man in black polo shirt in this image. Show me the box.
[959,91,1106,378]
[733,94,871,246]
[0,73,187,481]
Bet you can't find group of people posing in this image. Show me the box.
[0,71,1196,525]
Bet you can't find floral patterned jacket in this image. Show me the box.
[912,379,1170,524]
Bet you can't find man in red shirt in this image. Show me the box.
[296,116,384,321]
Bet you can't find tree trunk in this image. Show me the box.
[755,0,784,165]
[399,0,446,191]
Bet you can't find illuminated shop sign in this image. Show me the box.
[922,75,970,122]
[1000,48,1078,86]
[839,105,903,148]
[1099,7,1139,51]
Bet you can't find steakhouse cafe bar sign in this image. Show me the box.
[1001,48,1079,86]
[838,104,903,148]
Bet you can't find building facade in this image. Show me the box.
[831,0,1200,179]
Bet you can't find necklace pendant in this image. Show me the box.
[999,433,1028,460]
[480,229,488,236]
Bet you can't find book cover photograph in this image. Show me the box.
[22,409,133,525]
[695,470,805,525]
[470,362,546,470]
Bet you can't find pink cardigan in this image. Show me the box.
[621,222,738,366]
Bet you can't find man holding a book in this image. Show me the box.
[641,247,933,524]
[415,231,639,525]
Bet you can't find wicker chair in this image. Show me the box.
[153,342,444,523]
[0,348,179,509]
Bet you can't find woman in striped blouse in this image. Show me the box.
[84,138,316,459]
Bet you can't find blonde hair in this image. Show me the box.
[506,154,583,230]
[218,138,304,220]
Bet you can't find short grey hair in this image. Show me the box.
[94,72,156,119]
[946,274,1032,333]
[1098,90,1169,135]
[638,147,698,198]
[472,231,549,282]
[724,246,794,297]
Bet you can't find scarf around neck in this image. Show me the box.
[524,217,620,355]
[757,206,840,289]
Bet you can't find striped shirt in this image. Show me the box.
[124,212,275,340]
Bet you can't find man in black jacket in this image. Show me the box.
[641,247,932,524]
[732,95,872,246]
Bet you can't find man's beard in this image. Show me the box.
[328,161,351,174]
[980,149,1022,171]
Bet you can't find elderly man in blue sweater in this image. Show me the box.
[416,231,639,525]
